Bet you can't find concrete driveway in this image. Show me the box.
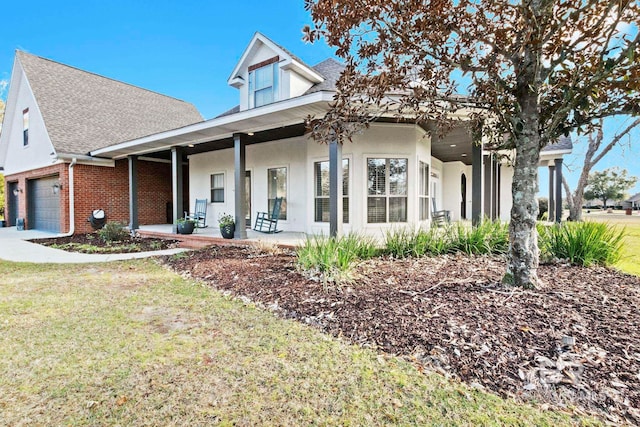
[0,226,185,264]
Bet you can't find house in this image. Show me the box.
[0,51,203,233]
[1,33,572,237]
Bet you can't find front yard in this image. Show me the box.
[0,259,595,426]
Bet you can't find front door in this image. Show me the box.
[7,182,19,226]
[245,171,251,228]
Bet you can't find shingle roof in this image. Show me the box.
[305,58,345,94]
[542,135,573,152]
[18,51,203,155]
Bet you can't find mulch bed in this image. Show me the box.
[164,245,640,424]
[33,233,178,253]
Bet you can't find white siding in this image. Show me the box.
[188,136,307,231]
[0,63,57,175]
[288,71,314,98]
[500,163,514,221]
[442,162,472,221]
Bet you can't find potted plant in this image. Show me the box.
[218,213,235,239]
[177,217,196,235]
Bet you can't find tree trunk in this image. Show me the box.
[506,131,541,289]
[505,51,541,288]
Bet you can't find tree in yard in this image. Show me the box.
[583,167,638,209]
[303,0,640,288]
[563,118,640,221]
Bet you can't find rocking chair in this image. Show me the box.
[431,198,451,226]
[254,197,283,233]
[184,198,208,228]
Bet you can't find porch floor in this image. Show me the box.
[138,224,307,248]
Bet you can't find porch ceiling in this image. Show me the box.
[427,124,474,165]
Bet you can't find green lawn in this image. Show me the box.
[585,212,640,276]
[0,259,597,426]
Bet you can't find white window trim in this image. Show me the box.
[210,171,225,203]
[364,155,410,224]
[267,164,289,222]
[248,62,280,109]
[312,156,351,224]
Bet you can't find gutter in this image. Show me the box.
[59,158,77,237]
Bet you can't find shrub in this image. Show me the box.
[296,234,379,283]
[98,221,129,243]
[384,220,508,258]
[384,227,451,258]
[449,220,509,255]
[537,221,625,267]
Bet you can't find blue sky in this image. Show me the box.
[1,0,638,196]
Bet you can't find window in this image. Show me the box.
[23,109,29,147]
[210,173,224,203]
[314,159,349,223]
[249,61,279,108]
[268,167,287,220]
[367,158,408,223]
[419,161,430,221]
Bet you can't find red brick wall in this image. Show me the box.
[4,164,67,231]
[3,159,188,234]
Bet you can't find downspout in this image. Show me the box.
[59,158,77,237]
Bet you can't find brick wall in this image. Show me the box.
[4,164,67,230]
[3,159,189,234]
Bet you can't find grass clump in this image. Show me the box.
[537,221,625,267]
[297,234,378,282]
[97,221,129,243]
[449,220,509,256]
[383,227,450,258]
[384,220,509,258]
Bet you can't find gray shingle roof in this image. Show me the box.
[305,58,345,94]
[542,135,573,152]
[18,51,203,155]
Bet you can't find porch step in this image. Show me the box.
[138,230,238,249]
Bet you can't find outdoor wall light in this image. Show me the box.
[52,182,63,195]
[12,188,23,196]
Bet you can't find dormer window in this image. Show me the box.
[248,56,279,108]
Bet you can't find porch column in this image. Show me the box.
[548,164,555,221]
[234,133,247,239]
[329,140,343,238]
[495,161,501,219]
[554,158,563,223]
[471,134,483,226]
[483,154,492,219]
[171,146,184,234]
[128,155,139,231]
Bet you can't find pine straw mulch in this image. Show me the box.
[163,245,640,425]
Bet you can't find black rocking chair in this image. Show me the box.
[184,198,208,228]
[254,197,283,233]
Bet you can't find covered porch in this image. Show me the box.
[91,91,564,240]
[138,224,307,248]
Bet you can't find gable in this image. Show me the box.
[228,33,325,111]
[15,51,203,156]
[0,59,56,175]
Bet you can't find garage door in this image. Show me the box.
[28,176,61,233]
